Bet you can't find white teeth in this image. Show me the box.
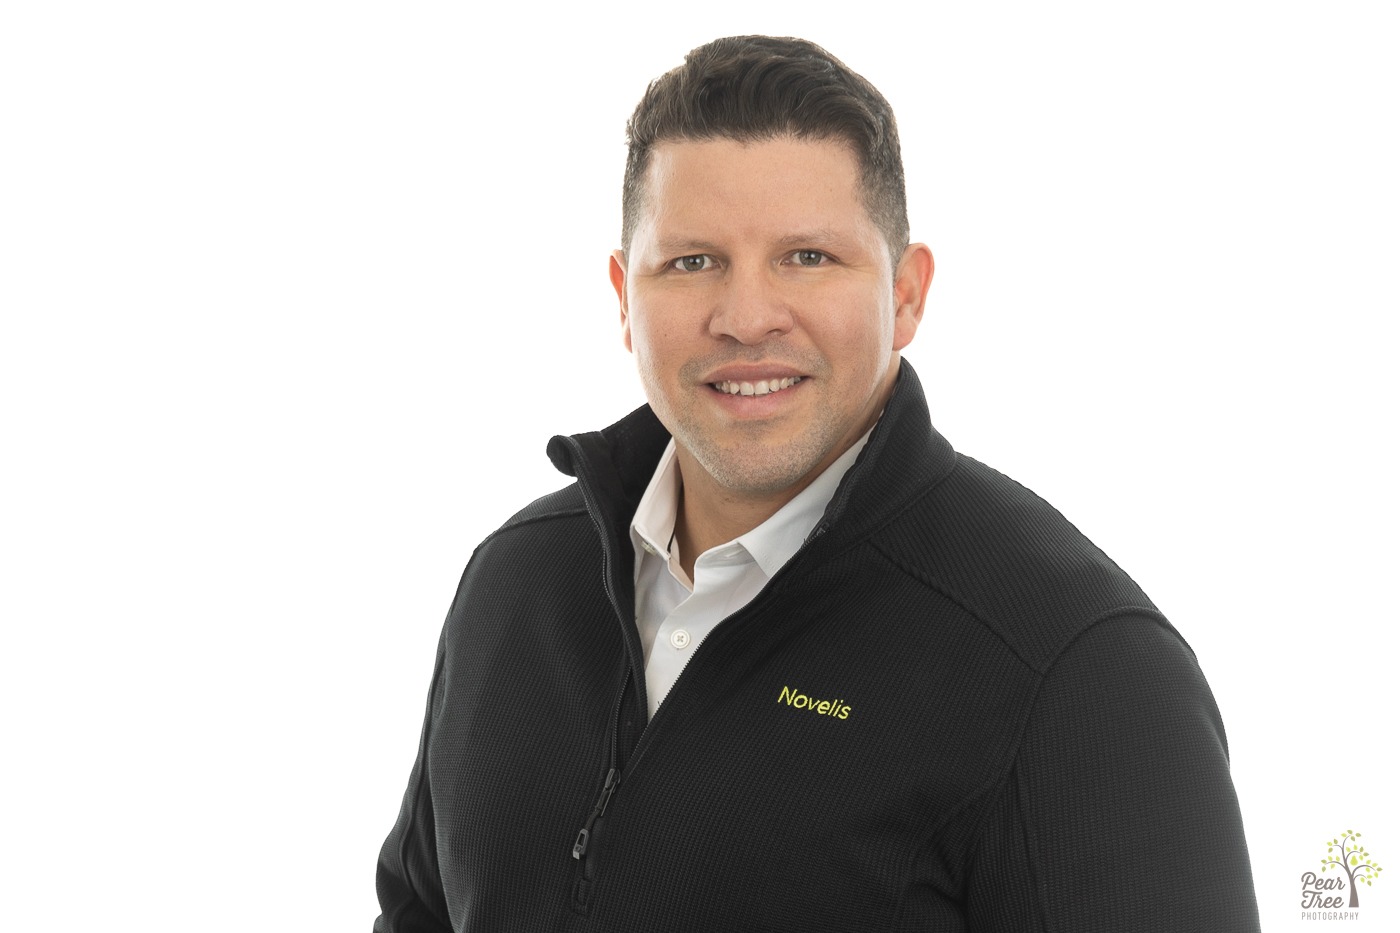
[712,376,802,397]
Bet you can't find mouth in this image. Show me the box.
[710,376,804,397]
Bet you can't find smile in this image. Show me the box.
[711,376,804,397]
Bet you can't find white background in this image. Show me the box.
[3,2,1396,929]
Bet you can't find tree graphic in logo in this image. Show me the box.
[1319,830,1383,908]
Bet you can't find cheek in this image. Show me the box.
[627,315,683,390]
[818,293,895,356]
[629,302,692,364]
[628,319,664,369]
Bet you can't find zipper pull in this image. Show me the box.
[571,768,621,860]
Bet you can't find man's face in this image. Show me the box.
[611,135,931,504]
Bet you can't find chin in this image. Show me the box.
[691,440,829,499]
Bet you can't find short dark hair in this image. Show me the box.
[622,36,909,266]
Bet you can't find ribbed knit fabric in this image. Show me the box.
[374,361,1260,932]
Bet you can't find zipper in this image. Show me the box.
[571,667,630,913]
[556,433,649,915]
[566,549,825,913]
[571,766,621,862]
[558,429,847,913]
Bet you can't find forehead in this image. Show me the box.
[637,136,874,241]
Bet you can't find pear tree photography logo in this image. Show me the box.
[1300,829,1384,921]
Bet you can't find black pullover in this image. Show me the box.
[374,362,1259,932]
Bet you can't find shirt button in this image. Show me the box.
[641,541,656,555]
[670,629,691,650]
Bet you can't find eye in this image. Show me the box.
[788,249,830,267]
[672,254,715,273]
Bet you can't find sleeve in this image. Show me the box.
[373,632,453,933]
[966,613,1260,932]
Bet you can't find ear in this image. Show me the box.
[891,243,934,352]
[610,250,632,353]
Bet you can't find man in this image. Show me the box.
[375,36,1259,931]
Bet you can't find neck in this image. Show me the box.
[671,473,801,580]
[667,362,898,578]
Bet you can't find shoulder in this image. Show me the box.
[463,482,595,572]
[442,483,596,607]
[440,481,606,631]
[869,452,1168,673]
[489,482,589,539]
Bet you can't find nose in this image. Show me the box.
[708,266,795,345]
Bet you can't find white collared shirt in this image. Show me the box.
[629,432,871,718]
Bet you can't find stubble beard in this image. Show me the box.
[680,420,844,500]
[648,348,865,502]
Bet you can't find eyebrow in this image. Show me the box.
[773,229,849,248]
[652,236,723,256]
[652,229,852,255]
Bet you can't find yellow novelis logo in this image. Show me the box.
[778,685,852,720]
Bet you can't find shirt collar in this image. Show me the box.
[629,428,874,582]
[630,438,683,566]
